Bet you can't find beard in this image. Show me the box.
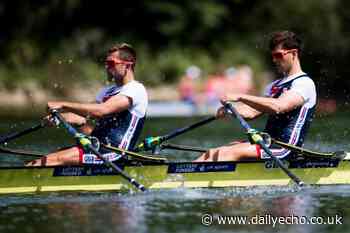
[107,70,123,83]
[273,62,289,78]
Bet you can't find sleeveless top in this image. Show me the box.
[91,81,148,151]
[264,73,317,151]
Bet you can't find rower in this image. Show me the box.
[195,31,317,162]
[26,43,148,166]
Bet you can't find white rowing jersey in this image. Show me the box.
[91,80,148,151]
[262,72,317,158]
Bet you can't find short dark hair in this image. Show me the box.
[108,43,136,70]
[269,31,303,57]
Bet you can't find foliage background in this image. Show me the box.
[1,0,350,102]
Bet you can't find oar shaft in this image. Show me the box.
[51,110,146,192]
[0,123,44,144]
[88,145,146,191]
[162,116,216,141]
[161,143,208,153]
[0,147,44,158]
[258,140,303,185]
[224,103,250,131]
[136,116,216,152]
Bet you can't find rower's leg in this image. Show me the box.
[194,142,259,162]
[25,147,80,166]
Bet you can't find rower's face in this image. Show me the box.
[105,51,128,82]
[271,45,296,75]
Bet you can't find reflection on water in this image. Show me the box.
[0,116,349,233]
[0,187,349,233]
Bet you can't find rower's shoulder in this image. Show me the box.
[126,80,147,90]
[297,73,314,82]
[293,74,316,87]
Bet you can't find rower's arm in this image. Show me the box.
[48,95,132,119]
[49,112,94,135]
[45,112,87,126]
[233,103,263,120]
[217,103,262,120]
[60,112,87,125]
[238,90,304,114]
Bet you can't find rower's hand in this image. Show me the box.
[44,112,86,127]
[216,106,226,119]
[220,94,242,105]
[42,115,59,127]
[47,101,65,111]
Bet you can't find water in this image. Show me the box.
[0,113,349,233]
[0,187,348,233]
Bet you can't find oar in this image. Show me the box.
[0,122,45,145]
[0,147,44,158]
[136,116,216,152]
[101,144,167,163]
[50,110,146,192]
[160,143,207,153]
[223,102,304,187]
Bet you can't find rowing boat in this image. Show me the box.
[1,152,350,194]
[1,110,348,194]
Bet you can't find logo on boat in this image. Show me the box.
[288,160,340,168]
[264,159,340,169]
[53,165,123,176]
[168,162,236,173]
[264,160,290,169]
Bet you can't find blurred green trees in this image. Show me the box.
[0,0,349,100]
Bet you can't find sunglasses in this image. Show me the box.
[271,49,297,60]
[105,59,134,68]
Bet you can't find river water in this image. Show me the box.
[0,113,349,233]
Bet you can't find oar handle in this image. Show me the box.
[135,136,162,152]
[50,109,146,192]
[224,102,251,131]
